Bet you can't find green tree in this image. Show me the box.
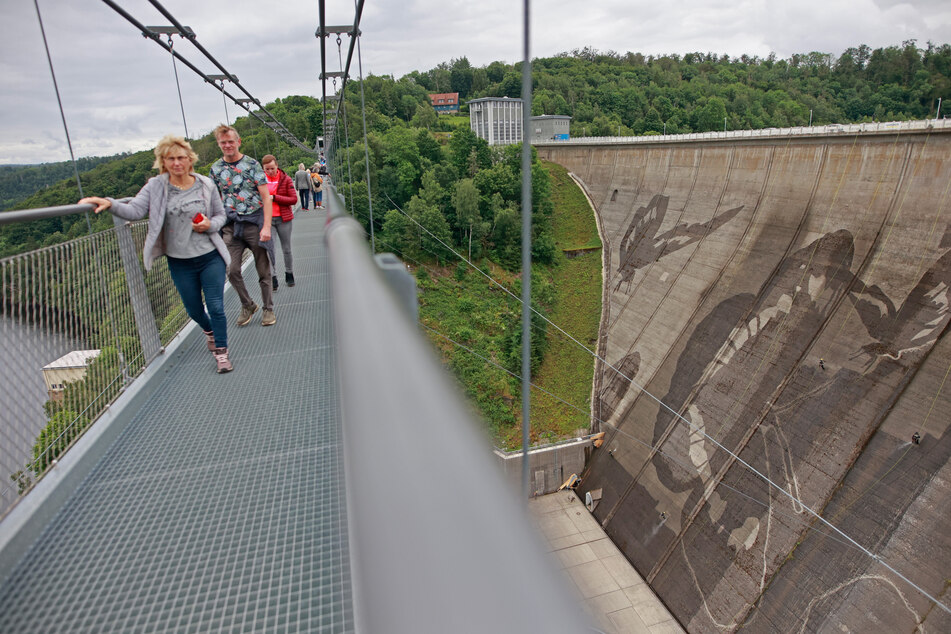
[416,129,442,163]
[450,57,474,99]
[407,195,452,262]
[452,178,483,258]
[449,127,490,176]
[411,102,438,129]
[695,97,728,131]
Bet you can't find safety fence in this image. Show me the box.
[0,208,186,518]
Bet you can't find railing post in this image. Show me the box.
[112,216,162,363]
[373,253,417,322]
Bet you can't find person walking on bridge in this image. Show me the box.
[293,162,313,211]
[263,155,298,290]
[210,124,276,327]
[79,135,234,373]
[311,168,324,210]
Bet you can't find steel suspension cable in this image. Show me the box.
[221,83,230,125]
[165,35,189,138]
[33,0,129,384]
[336,39,356,218]
[98,0,308,150]
[318,0,328,153]
[319,0,365,154]
[354,8,375,251]
[98,2,259,123]
[34,0,84,202]
[144,0,300,143]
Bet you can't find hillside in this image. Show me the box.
[0,95,323,258]
[0,155,124,212]
[407,41,951,135]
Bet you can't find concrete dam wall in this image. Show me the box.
[538,125,951,633]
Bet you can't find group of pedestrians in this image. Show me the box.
[79,125,323,375]
[294,162,324,211]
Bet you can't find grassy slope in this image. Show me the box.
[530,161,603,442]
[417,160,602,448]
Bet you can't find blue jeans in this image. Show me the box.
[314,190,323,206]
[167,250,228,349]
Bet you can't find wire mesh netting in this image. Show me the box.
[0,219,186,517]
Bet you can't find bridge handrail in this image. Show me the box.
[0,202,100,226]
[324,208,588,633]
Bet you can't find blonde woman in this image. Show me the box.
[79,135,234,373]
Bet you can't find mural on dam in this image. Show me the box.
[595,351,640,424]
[540,136,951,632]
[614,194,743,292]
[642,229,949,630]
[598,225,951,631]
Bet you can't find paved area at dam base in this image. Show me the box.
[529,491,684,634]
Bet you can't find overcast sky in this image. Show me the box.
[1,0,950,165]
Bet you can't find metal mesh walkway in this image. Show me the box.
[0,209,353,633]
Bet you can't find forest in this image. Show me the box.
[0,155,123,212]
[406,40,950,135]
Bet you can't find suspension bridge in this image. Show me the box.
[1,1,950,633]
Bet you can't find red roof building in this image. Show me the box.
[428,92,460,114]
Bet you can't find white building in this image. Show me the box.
[42,350,101,400]
[531,115,571,143]
[468,97,523,146]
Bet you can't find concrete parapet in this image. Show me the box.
[494,436,594,496]
[538,117,951,148]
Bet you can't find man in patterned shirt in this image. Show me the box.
[210,124,276,327]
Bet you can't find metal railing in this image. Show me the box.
[325,206,589,633]
[538,117,951,146]
[0,206,185,518]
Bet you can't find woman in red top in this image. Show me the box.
[263,155,298,290]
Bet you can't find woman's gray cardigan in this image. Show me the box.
[107,172,231,271]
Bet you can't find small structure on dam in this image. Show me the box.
[538,120,951,633]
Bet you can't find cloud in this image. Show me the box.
[1,0,949,165]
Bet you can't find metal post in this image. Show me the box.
[937,97,942,121]
[809,109,813,126]
[112,217,163,364]
[520,0,533,501]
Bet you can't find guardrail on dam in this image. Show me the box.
[537,120,951,633]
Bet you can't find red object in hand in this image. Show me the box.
[192,212,205,223]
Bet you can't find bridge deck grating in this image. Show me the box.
[0,208,353,633]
